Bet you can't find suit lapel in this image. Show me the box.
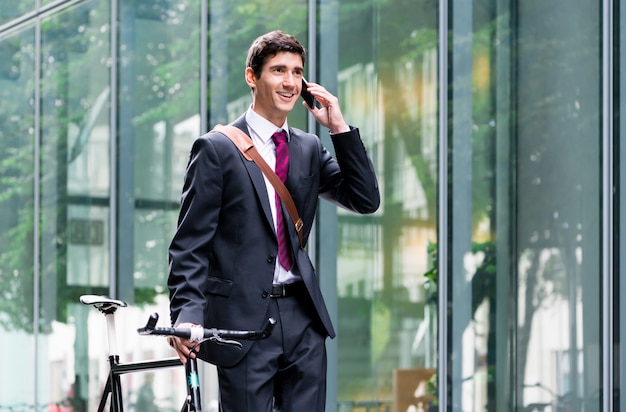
[229,118,305,249]
[231,116,276,233]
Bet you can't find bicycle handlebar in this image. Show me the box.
[137,313,277,349]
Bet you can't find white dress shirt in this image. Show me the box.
[245,108,300,284]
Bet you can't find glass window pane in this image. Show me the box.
[39,0,111,408]
[117,0,201,303]
[447,3,504,409]
[117,0,205,301]
[446,1,603,411]
[207,0,309,128]
[0,24,36,410]
[514,3,602,411]
[0,0,35,27]
[331,0,439,410]
[114,0,206,408]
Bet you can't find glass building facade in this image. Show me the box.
[0,0,620,411]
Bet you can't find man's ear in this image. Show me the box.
[245,67,256,91]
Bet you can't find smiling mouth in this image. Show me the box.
[278,92,295,99]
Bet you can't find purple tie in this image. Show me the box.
[271,130,292,271]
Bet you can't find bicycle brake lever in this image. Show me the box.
[209,336,243,349]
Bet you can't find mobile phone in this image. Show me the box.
[301,78,315,108]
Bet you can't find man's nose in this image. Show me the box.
[283,73,296,87]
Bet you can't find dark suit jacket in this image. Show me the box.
[168,115,379,367]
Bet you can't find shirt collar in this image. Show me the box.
[245,106,290,144]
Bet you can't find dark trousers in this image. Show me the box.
[217,294,327,411]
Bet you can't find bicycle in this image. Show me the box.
[80,294,276,412]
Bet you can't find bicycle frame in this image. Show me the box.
[81,295,203,412]
[81,295,275,412]
[99,355,199,412]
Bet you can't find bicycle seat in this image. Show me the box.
[80,294,127,314]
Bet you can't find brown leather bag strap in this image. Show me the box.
[213,124,304,248]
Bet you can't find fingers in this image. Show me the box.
[168,336,199,364]
[303,83,337,108]
[303,82,348,133]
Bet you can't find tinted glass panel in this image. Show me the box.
[445,1,603,411]
[514,3,602,411]
[39,0,111,408]
[0,0,35,27]
[116,0,203,302]
[114,0,204,408]
[0,24,36,410]
[330,0,439,409]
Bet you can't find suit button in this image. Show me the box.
[267,255,276,264]
[262,291,269,298]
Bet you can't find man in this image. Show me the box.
[167,30,379,411]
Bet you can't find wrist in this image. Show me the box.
[329,124,350,134]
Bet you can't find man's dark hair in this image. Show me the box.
[246,30,306,79]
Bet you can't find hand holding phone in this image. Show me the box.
[301,78,315,108]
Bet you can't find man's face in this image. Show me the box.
[246,51,304,126]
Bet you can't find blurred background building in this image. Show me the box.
[0,0,621,411]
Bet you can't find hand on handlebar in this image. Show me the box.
[139,314,276,362]
[168,322,202,364]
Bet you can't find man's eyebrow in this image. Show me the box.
[269,64,304,72]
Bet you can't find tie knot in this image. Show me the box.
[271,130,288,145]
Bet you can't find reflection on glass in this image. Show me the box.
[117,0,204,302]
[0,24,36,410]
[446,3,501,410]
[39,0,111,408]
[208,0,308,128]
[333,0,439,410]
[40,0,56,8]
[445,2,603,412]
[0,1,35,26]
[514,3,602,412]
[122,2,202,203]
